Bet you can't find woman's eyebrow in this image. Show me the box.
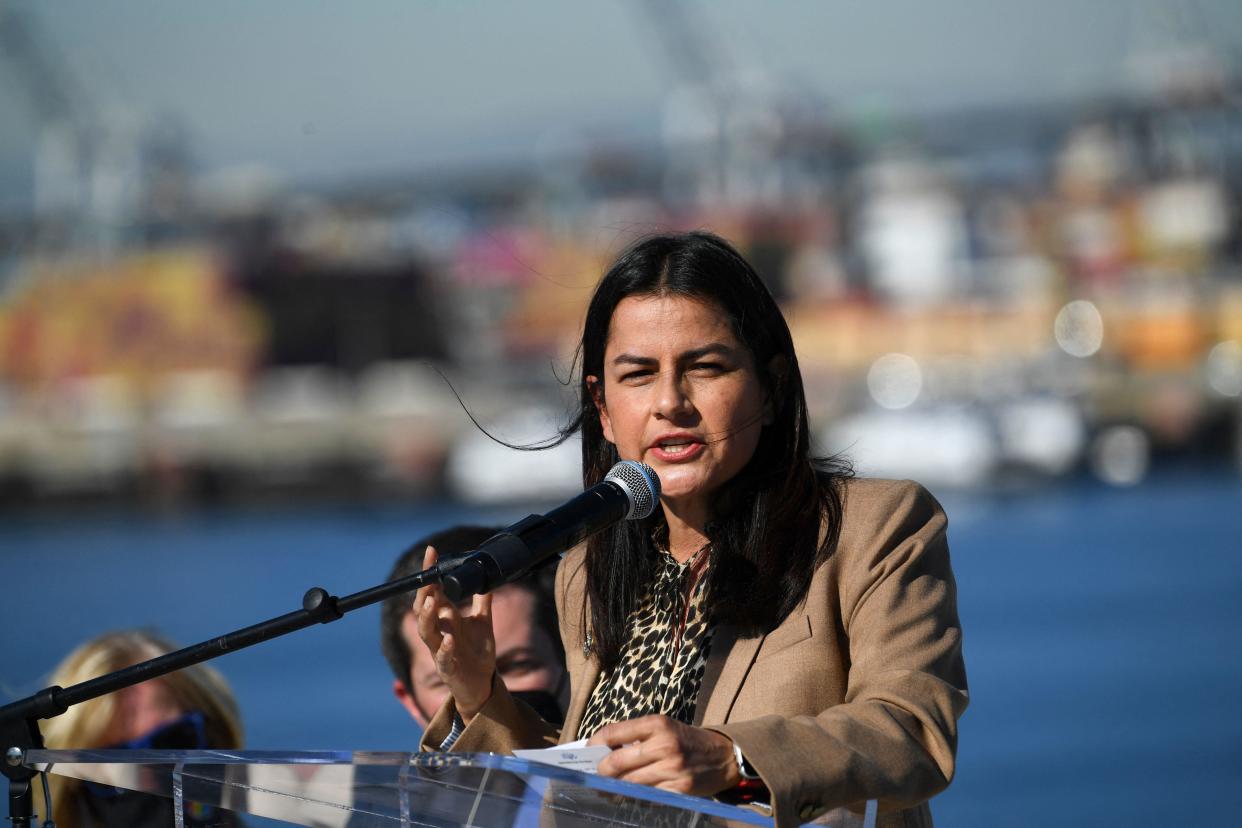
[611,353,659,367]
[610,343,736,367]
[681,343,735,361]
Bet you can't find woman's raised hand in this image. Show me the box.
[587,715,742,797]
[413,546,496,722]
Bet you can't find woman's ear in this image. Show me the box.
[762,397,775,426]
[763,355,788,425]
[586,375,615,443]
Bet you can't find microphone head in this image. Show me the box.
[604,460,661,520]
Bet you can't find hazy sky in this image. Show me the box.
[2,0,1240,209]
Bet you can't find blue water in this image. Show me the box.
[2,472,1240,827]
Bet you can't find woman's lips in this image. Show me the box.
[649,438,706,463]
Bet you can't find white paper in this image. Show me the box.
[513,740,612,773]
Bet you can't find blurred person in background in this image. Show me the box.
[381,525,569,729]
[414,232,967,827]
[35,629,244,828]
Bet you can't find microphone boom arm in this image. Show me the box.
[2,460,659,826]
[1,564,445,826]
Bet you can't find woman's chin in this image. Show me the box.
[656,479,713,511]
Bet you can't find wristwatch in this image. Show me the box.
[732,742,761,780]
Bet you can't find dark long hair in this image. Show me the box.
[564,231,851,671]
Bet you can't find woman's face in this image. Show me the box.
[589,294,770,522]
[101,678,184,745]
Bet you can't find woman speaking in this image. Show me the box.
[415,232,968,827]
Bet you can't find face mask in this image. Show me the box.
[104,710,208,751]
[511,686,566,726]
[82,788,231,828]
[79,710,228,826]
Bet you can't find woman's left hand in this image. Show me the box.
[587,715,742,797]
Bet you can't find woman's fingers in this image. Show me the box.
[414,545,451,651]
[412,545,439,611]
[471,590,493,623]
[590,717,737,797]
[592,716,664,777]
[598,739,657,779]
[411,545,495,688]
[599,737,697,793]
[434,595,465,653]
[415,595,441,652]
[588,715,660,748]
[402,543,500,724]
[415,544,438,593]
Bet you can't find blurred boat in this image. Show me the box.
[445,407,581,503]
[824,395,1087,489]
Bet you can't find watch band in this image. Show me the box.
[732,742,761,780]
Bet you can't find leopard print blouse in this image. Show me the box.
[578,545,716,738]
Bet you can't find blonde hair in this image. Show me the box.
[35,629,244,828]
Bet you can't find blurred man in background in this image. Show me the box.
[381,525,568,729]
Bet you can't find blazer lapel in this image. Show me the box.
[561,657,601,741]
[693,624,764,727]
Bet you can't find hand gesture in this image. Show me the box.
[413,546,496,722]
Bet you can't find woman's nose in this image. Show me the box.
[654,372,693,419]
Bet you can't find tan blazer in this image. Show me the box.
[422,478,969,828]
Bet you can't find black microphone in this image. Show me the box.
[439,461,660,601]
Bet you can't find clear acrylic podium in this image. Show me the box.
[24,748,874,827]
